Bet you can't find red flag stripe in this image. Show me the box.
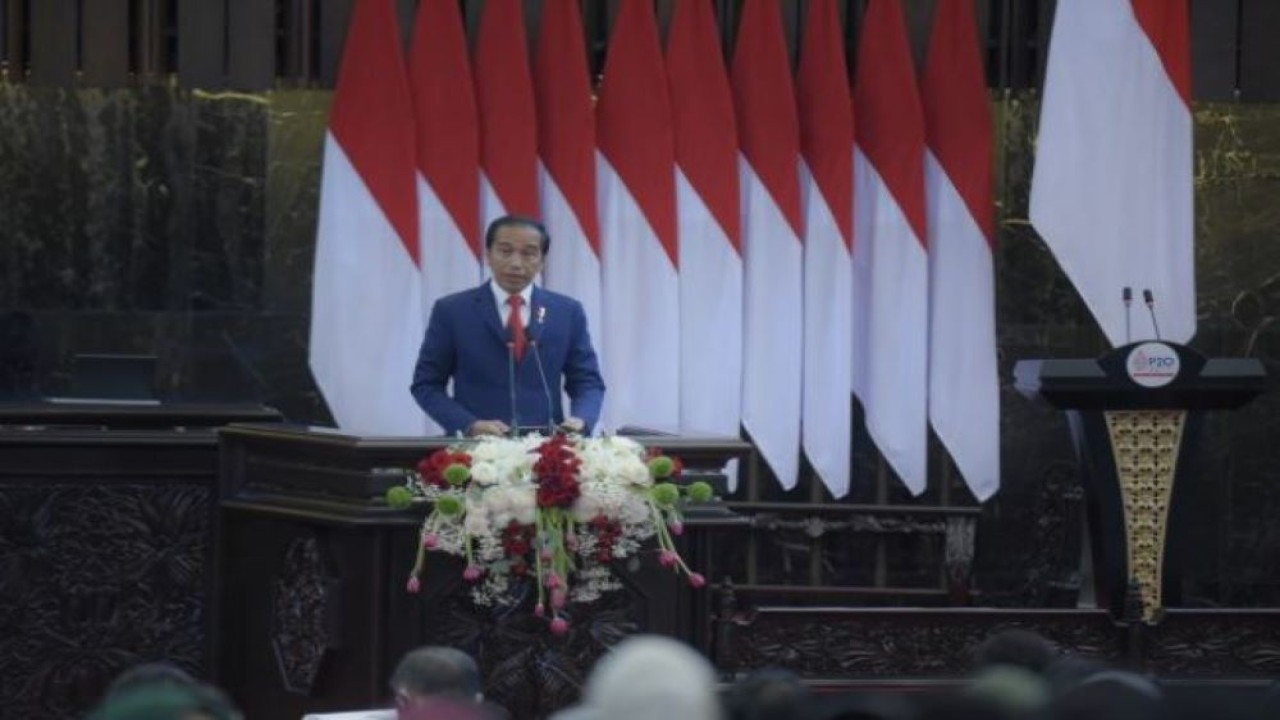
[1130,0,1191,107]
[854,0,926,246]
[666,0,740,253]
[922,0,995,244]
[474,0,539,217]
[329,0,418,262]
[797,0,853,248]
[596,0,677,265]
[410,0,479,255]
[534,0,599,254]
[731,0,803,238]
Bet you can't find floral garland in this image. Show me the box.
[386,434,713,634]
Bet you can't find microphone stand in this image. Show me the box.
[1142,289,1162,341]
[530,339,559,435]
[506,341,519,438]
[1122,286,1133,344]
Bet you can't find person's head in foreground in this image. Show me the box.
[578,634,721,720]
[390,645,483,711]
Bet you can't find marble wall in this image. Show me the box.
[1,84,1278,606]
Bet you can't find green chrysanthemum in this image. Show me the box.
[385,485,414,509]
[686,481,714,503]
[648,456,675,479]
[443,463,471,486]
[435,494,464,517]
[651,482,680,507]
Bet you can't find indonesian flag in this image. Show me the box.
[474,0,539,224]
[1030,0,1194,346]
[535,0,602,358]
[409,0,480,436]
[309,0,424,435]
[923,0,1000,501]
[797,0,854,498]
[597,0,679,433]
[733,0,804,489]
[667,0,742,440]
[853,0,929,494]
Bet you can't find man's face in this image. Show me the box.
[486,224,545,295]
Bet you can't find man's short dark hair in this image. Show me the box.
[973,628,1058,675]
[390,646,482,701]
[485,215,550,254]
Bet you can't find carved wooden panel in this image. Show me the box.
[0,482,211,718]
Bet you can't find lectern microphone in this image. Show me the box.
[506,341,519,437]
[528,306,558,434]
[1122,287,1133,344]
[1142,289,1162,341]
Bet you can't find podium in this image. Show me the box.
[216,424,750,719]
[1015,342,1266,621]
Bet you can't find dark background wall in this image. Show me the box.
[2,0,1280,607]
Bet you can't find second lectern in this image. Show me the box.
[1016,341,1266,621]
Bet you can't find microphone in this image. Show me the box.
[1122,287,1133,344]
[506,341,519,437]
[528,306,557,433]
[1142,288,1162,340]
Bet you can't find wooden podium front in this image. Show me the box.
[1015,342,1266,621]
[216,424,749,720]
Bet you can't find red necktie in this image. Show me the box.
[507,295,527,361]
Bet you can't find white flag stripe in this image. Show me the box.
[311,135,427,436]
[1030,0,1194,346]
[418,175,480,317]
[598,154,680,433]
[540,163,604,349]
[677,170,743,437]
[740,158,803,488]
[853,148,929,493]
[801,162,853,498]
[926,152,999,500]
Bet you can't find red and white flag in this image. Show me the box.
[1030,0,1194,346]
[535,0,602,357]
[309,0,424,435]
[474,0,539,224]
[797,0,854,498]
[923,0,1000,501]
[597,0,679,433]
[409,0,480,434]
[853,0,929,494]
[733,0,804,489]
[667,0,741,440]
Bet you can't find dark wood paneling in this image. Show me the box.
[281,0,312,82]
[1191,0,1239,101]
[28,0,77,85]
[1239,0,1280,101]
[228,0,277,90]
[82,0,130,86]
[319,0,356,87]
[178,0,227,88]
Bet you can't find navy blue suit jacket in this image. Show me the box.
[411,282,606,436]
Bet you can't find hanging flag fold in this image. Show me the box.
[1030,0,1195,347]
[597,0,680,433]
[852,0,930,494]
[923,0,1001,501]
[667,0,742,442]
[309,0,424,435]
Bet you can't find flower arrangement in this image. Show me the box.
[386,434,714,634]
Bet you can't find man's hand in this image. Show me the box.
[467,420,510,437]
[559,416,585,434]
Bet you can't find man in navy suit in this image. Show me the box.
[411,215,605,437]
